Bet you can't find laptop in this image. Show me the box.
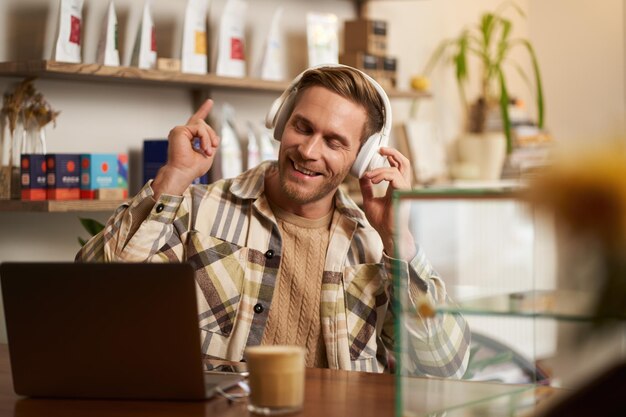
[0,262,243,400]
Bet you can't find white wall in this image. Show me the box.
[528,0,625,143]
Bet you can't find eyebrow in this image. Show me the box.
[291,114,351,146]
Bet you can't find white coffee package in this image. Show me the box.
[181,0,209,74]
[258,124,278,162]
[220,104,243,179]
[131,1,157,69]
[259,7,284,81]
[96,1,120,66]
[52,0,84,63]
[246,122,260,170]
[216,0,248,78]
[306,12,339,67]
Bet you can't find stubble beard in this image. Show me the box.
[278,161,349,205]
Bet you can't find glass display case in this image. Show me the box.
[392,187,626,416]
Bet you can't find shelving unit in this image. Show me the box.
[436,289,617,322]
[0,60,432,213]
[0,199,125,213]
[0,60,431,99]
[0,60,290,92]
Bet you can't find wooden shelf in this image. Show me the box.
[0,60,291,92]
[0,199,123,213]
[0,60,431,98]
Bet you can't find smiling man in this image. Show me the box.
[77,66,469,377]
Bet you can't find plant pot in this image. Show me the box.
[456,132,507,181]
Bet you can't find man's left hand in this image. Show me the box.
[359,147,416,260]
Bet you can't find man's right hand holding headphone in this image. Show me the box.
[151,99,220,200]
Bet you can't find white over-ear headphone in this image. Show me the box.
[264,64,392,178]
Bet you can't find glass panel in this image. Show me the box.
[437,289,624,321]
[393,188,626,416]
[400,377,531,416]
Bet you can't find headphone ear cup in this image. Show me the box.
[366,149,389,171]
[271,91,297,141]
[350,133,388,178]
[265,95,285,130]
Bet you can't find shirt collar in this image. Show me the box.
[230,161,369,228]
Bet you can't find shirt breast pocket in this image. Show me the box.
[186,231,247,337]
[343,263,390,360]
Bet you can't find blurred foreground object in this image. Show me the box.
[528,146,626,323]
[527,145,626,417]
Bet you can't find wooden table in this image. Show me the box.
[0,345,566,417]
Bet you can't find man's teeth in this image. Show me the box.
[294,163,318,176]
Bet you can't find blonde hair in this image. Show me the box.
[294,66,385,143]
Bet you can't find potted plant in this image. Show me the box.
[415,2,544,179]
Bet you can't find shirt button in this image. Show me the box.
[264,249,274,259]
[253,303,264,314]
[155,203,165,213]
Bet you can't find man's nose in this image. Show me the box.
[298,135,323,160]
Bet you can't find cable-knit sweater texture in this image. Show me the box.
[261,204,333,367]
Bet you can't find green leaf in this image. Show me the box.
[519,39,545,128]
[78,237,87,246]
[500,18,512,46]
[498,68,513,154]
[79,217,105,237]
[454,37,468,82]
[491,17,511,69]
[480,13,496,48]
[454,34,470,109]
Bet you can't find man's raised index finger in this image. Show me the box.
[187,99,214,124]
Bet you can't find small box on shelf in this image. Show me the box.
[117,153,129,199]
[143,140,168,184]
[341,18,398,92]
[379,56,397,90]
[339,51,380,81]
[80,153,119,199]
[143,139,208,185]
[46,154,80,200]
[20,154,47,201]
[344,19,387,56]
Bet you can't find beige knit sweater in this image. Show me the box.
[261,203,333,367]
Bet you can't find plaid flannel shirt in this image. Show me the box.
[77,161,469,376]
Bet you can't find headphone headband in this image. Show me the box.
[265,64,392,139]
